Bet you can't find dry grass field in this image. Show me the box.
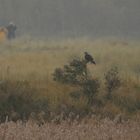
[0,119,140,140]
[0,38,139,82]
[0,38,140,139]
[0,38,139,106]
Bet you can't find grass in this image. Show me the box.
[0,38,139,81]
[0,37,140,119]
[0,119,140,140]
[0,37,140,139]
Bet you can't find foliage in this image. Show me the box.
[104,66,121,99]
[83,79,100,105]
[53,59,87,84]
[53,58,100,109]
[70,91,82,100]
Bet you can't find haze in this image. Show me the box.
[0,0,140,39]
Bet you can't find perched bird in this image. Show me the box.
[84,52,96,64]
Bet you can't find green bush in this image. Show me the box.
[53,58,100,110]
[83,79,100,105]
[104,66,121,99]
[53,59,87,84]
[70,91,82,100]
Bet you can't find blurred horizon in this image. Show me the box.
[0,0,140,39]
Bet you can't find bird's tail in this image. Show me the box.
[91,60,96,65]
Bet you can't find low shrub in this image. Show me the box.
[104,66,121,99]
[83,79,100,105]
[53,59,87,84]
[53,58,100,115]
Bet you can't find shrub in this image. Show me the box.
[104,66,121,99]
[70,91,82,100]
[83,79,100,105]
[53,58,100,113]
[53,68,64,83]
[53,59,87,84]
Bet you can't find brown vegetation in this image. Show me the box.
[0,119,140,140]
[0,38,140,122]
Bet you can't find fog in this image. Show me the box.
[0,0,140,39]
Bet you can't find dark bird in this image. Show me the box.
[84,52,96,64]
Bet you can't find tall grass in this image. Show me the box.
[0,38,139,81]
[0,119,140,140]
[0,38,140,120]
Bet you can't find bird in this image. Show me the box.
[84,52,96,64]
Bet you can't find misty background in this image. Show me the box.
[0,0,140,39]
